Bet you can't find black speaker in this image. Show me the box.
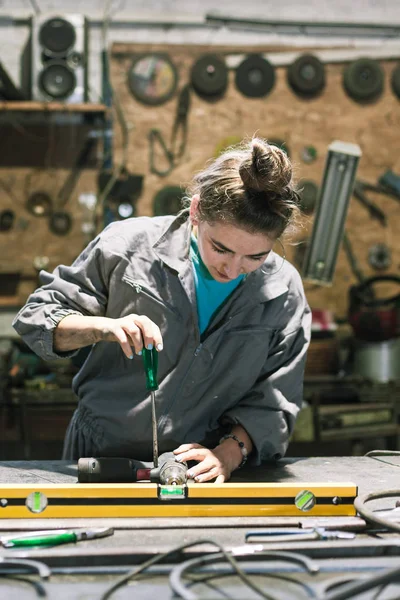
[21,14,89,103]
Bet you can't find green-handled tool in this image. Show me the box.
[142,346,159,468]
[1,527,114,548]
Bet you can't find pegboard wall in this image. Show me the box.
[1,40,399,319]
[110,42,400,319]
[0,116,102,306]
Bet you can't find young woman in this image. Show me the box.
[13,137,311,483]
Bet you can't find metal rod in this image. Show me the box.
[4,15,400,38]
[151,391,158,468]
[205,14,400,36]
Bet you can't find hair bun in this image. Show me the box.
[239,138,292,193]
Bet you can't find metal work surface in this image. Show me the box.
[0,457,398,599]
[0,454,397,488]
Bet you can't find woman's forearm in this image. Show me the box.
[54,315,109,352]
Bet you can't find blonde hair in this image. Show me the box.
[186,137,301,238]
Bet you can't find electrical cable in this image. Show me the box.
[171,553,277,600]
[99,539,225,600]
[364,451,400,469]
[28,0,41,15]
[0,574,47,597]
[371,584,387,600]
[172,556,318,599]
[365,451,400,457]
[354,489,400,533]
[319,576,388,600]
[96,0,130,231]
[99,539,318,600]
[322,565,400,600]
[171,549,319,600]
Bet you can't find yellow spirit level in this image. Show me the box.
[0,481,357,519]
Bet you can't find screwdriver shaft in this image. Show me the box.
[151,391,159,468]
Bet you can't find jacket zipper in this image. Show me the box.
[122,275,179,317]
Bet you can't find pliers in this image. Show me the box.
[352,180,388,226]
[170,84,191,160]
[1,527,114,548]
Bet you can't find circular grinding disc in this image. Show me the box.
[190,54,228,99]
[26,191,52,217]
[287,54,325,98]
[299,180,319,214]
[343,58,384,103]
[235,54,275,98]
[0,209,15,232]
[49,211,72,236]
[128,53,178,106]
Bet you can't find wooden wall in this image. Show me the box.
[1,41,399,319]
[110,42,400,319]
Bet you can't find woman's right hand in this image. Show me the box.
[54,314,163,358]
[99,314,163,358]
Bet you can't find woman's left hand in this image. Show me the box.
[173,442,239,483]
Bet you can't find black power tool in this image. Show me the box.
[78,451,188,485]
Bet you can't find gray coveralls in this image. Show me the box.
[12,211,311,463]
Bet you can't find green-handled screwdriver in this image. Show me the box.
[142,346,159,468]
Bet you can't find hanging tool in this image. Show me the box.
[378,169,400,199]
[148,128,175,177]
[343,231,366,284]
[170,84,191,160]
[353,180,387,226]
[1,527,114,548]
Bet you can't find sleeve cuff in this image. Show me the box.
[42,309,84,360]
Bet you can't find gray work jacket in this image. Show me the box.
[13,212,311,463]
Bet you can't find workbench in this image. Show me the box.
[0,456,399,599]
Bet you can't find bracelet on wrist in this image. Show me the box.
[219,433,248,469]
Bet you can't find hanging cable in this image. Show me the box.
[96,1,130,228]
[170,550,318,600]
[354,489,400,533]
[364,450,400,468]
[99,538,318,600]
[323,565,400,600]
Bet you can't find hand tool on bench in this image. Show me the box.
[1,527,114,548]
[245,527,356,543]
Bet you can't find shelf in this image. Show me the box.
[0,101,107,113]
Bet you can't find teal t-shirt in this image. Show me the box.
[190,234,245,334]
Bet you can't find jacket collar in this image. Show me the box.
[152,210,192,272]
[153,211,289,304]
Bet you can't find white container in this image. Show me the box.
[353,338,400,383]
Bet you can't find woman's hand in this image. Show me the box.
[99,314,163,358]
[54,313,163,357]
[173,441,242,483]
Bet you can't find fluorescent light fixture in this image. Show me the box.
[302,140,362,285]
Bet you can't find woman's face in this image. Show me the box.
[190,198,275,282]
